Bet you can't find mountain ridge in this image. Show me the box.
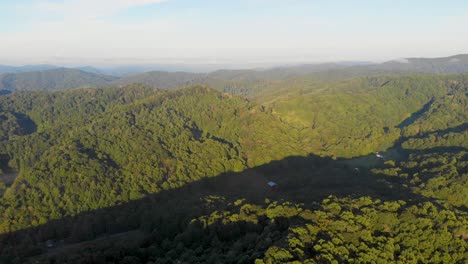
[0,68,118,91]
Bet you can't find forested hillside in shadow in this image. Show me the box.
[1,149,467,263]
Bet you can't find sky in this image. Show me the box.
[1,0,468,66]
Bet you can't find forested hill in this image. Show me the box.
[0,74,466,262]
[310,54,468,78]
[113,71,207,90]
[0,68,117,91]
[0,85,315,233]
[261,74,468,157]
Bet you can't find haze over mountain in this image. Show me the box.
[0,68,118,91]
[1,54,468,95]
[112,54,468,92]
[364,54,468,74]
[0,64,58,74]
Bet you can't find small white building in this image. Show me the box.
[267,181,278,189]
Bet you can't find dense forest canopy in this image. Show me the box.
[0,65,466,263]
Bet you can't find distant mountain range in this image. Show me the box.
[0,64,105,76]
[1,54,468,92]
[113,71,207,90]
[0,64,57,74]
[114,54,468,92]
[0,68,117,91]
[377,54,468,74]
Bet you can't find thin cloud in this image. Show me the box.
[32,0,169,19]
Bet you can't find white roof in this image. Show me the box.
[267,181,278,187]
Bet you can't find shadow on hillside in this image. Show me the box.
[0,90,12,96]
[0,153,434,262]
[403,122,468,140]
[389,122,467,153]
[12,112,37,135]
[422,122,467,136]
[396,98,434,129]
[405,146,468,154]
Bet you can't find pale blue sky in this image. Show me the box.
[1,0,467,65]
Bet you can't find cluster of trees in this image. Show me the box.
[402,131,467,150]
[12,191,466,263]
[190,197,467,264]
[0,112,23,141]
[372,151,468,208]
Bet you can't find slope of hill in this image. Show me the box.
[113,71,207,90]
[0,68,117,91]
[262,74,468,157]
[0,85,315,230]
[76,66,106,75]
